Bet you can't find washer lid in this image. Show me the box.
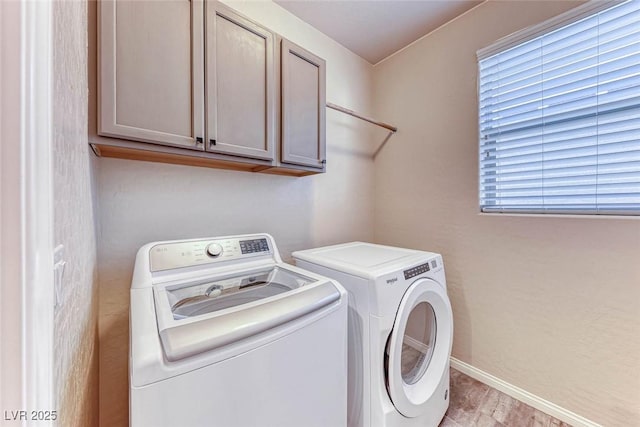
[154,266,341,361]
[293,242,437,280]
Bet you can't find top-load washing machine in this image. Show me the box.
[293,242,453,427]
[130,233,348,427]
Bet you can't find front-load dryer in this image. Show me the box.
[130,233,348,427]
[293,242,453,427]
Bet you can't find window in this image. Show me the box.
[478,0,640,215]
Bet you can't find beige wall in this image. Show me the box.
[52,1,99,426]
[372,1,640,426]
[94,1,375,426]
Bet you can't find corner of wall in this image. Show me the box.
[52,0,100,425]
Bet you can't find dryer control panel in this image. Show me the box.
[403,258,439,280]
[403,262,430,280]
[149,235,273,272]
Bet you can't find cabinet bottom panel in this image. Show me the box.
[90,142,323,177]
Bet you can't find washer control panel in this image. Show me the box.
[206,243,224,257]
[150,236,272,272]
[239,238,269,254]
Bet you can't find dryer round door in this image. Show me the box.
[386,278,453,418]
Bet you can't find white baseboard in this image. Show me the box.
[404,335,431,353]
[450,357,602,427]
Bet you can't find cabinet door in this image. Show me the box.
[205,3,275,161]
[281,39,326,169]
[99,0,205,149]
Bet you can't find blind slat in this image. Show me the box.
[480,20,640,86]
[481,160,640,179]
[480,85,640,128]
[482,138,640,164]
[482,101,640,146]
[479,7,640,77]
[481,181,640,197]
[481,170,640,187]
[479,61,640,116]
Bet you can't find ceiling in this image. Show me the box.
[275,0,482,65]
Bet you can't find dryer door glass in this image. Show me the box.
[401,302,437,385]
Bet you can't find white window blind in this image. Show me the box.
[478,0,640,215]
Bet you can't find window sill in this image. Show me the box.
[478,212,640,220]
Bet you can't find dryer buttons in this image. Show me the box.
[403,262,430,279]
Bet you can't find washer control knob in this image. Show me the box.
[206,243,223,258]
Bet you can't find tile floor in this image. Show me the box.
[440,368,572,427]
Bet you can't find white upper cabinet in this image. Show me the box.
[205,3,276,161]
[95,1,326,175]
[99,0,205,150]
[280,40,326,169]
